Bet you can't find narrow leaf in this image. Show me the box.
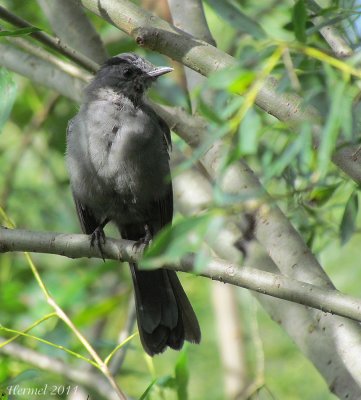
[138,379,157,400]
[317,78,345,176]
[205,0,266,39]
[293,0,307,42]
[340,190,358,245]
[0,27,41,37]
[308,184,338,206]
[140,214,215,269]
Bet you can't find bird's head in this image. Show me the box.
[89,53,173,100]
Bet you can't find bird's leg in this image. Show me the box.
[90,218,110,261]
[133,224,153,250]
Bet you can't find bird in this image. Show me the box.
[66,52,201,355]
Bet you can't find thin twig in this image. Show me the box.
[0,6,99,72]
[5,35,91,82]
[0,210,127,400]
[109,297,137,375]
[0,337,119,400]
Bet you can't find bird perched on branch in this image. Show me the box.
[66,53,201,355]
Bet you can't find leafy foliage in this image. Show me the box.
[1,0,361,399]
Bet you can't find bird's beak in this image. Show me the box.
[147,66,174,78]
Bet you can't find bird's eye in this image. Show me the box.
[123,68,132,78]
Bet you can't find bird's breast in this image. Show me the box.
[84,100,170,202]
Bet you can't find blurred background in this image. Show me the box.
[1,0,361,399]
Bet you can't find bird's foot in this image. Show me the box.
[90,226,106,261]
[132,225,152,251]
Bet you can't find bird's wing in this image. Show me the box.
[67,117,100,235]
[155,112,173,228]
[157,183,173,228]
[141,104,173,230]
[156,113,172,153]
[73,195,100,235]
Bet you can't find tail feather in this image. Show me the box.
[167,271,201,344]
[130,263,200,356]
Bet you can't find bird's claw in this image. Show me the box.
[132,226,152,251]
[132,236,152,251]
[90,226,106,261]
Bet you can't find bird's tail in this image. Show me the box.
[130,263,201,356]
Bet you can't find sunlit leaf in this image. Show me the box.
[308,184,339,206]
[207,66,244,90]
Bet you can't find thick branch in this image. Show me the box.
[79,0,318,123]
[2,227,361,323]
[245,242,361,398]
[173,161,361,398]
[2,5,361,393]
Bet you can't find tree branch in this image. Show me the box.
[172,159,361,397]
[307,0,353,58]
[5,35,91,82]
[0,43,85,102]
[0,5,99,72]
[78,0,361,185]
[168,0,215,110]
[2,227,361,323]
[2,3,361,393]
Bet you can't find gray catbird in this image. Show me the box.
[66,53,201,355]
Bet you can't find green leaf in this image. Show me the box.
[308,184,338,206]
[138,379,157,400]
[205,0,266,39]
[238,109,261,155]
[264,131,306,180]
[0,27,41,37]
[0,68,17,132]
[175,350,189,400]
[293,0,307,42]
[317,79,345,176]
[140,214,215,269]
[197,96,224,123]
[207,67,255,94]
[156,375,176,388]
[340,190,358,245]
